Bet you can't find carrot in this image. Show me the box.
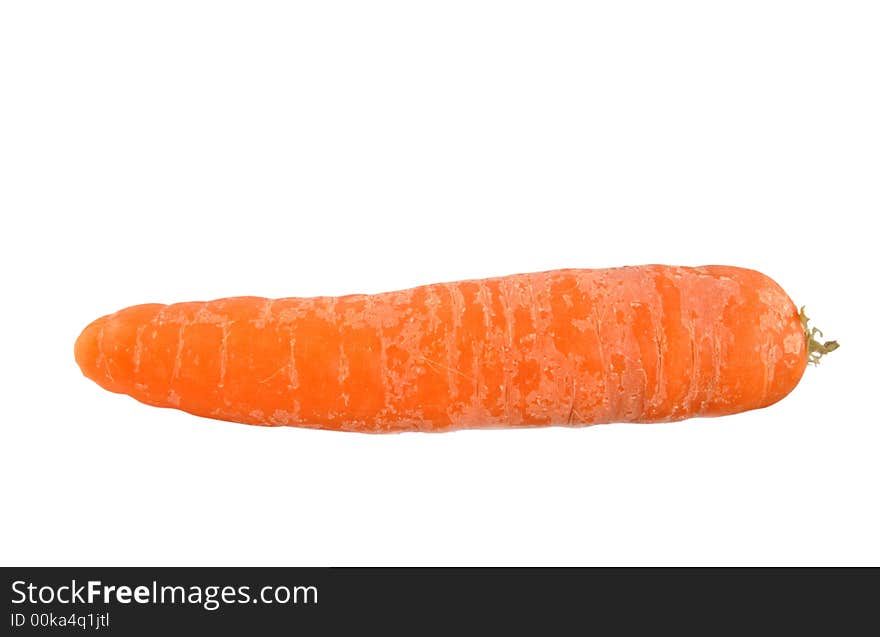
[74,265,836,433]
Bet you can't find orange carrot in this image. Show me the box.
[74,265,836,432]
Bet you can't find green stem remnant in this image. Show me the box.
[799,306,839,365]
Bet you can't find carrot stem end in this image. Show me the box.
[799,306,839,365]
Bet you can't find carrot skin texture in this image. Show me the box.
[74,266,807,432]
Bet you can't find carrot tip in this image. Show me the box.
[74,315,106,380]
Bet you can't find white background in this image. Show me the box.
[1,1,877,566]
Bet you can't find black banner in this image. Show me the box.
[3,568,877,634]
